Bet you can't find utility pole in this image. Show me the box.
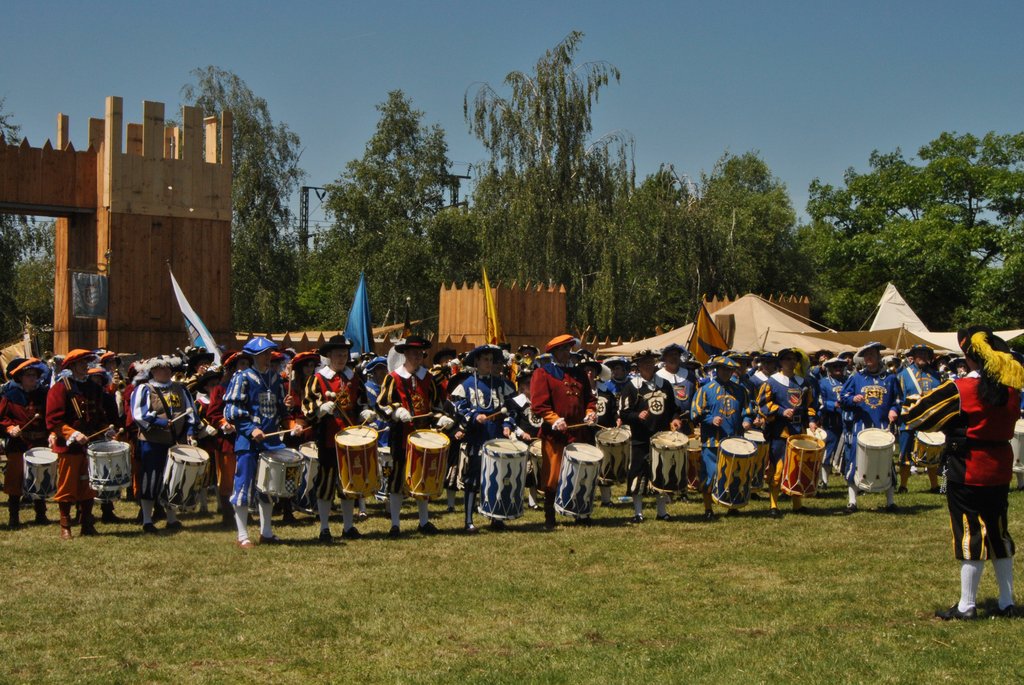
[443,167,471,208]
[298,186,327,253]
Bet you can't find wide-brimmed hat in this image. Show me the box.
[318,334,353,355]
[857,341,885,357]
[545,334,578,353]
[8,357,44,380]
[291,350,321,367]
[466,344,503,366]
[395,335,431,353]
[706,355,739,370]
[242,337,278,356]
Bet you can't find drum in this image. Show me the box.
[479,438,529,520]
[87,440,132,494]
[685,437,702,492]
[162,445,210,509]
[595,427,631,484]
[335,426,380,498]
[712,438,759,509]
[455,442,470,491]
[912,431,946,469]
[23,448,58,501]
[293,442,320,513]
[812,427,828,443]
[405,430,449,499]
[744,430,769,489]
[375,446,393,502]
[256,448,304,498]
[527,439,542,483]
[854,428,896,493]
[553,443,603,518]
[1011,420,1024,474]
[780,434,825,497]
[650,431,688,493]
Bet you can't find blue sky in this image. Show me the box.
[3,1,1023,229]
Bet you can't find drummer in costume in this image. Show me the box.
[45,349,120,540]
[691,356,754,519]
[530,334,597,530]
[595,356,629,506]
[207,352,246,527]
[131,355,198,533]
[895,344,943,494]
[511,366,543,509]
[839,342,899,513]
[657,344,696,434]
[621,349,682,523]
[903,326,1022,619]
[449,344,520,533]
[1,358,51,526]
[188,365,224,517]
[223,337,304,547]
[302,335,375,542]
[278,350,319,524]
[376,336,454,536]
[816,358,848,487]
[758,348,818,517]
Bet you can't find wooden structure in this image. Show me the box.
[0,97,232,355]
[436,281,567,352]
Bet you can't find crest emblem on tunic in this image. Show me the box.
[863,385,886,409]
[674,385,688,402]
[596,396,608,417]
[647,390,667,416]
[787,388,804,406]
[257,391,278,421]
[719,396,736,417]
[527,409,542,428]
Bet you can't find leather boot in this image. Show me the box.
[59,502,73,540]
[100,499,121,524]
[220,496,234,528]
[544,496,557,530]
[33,499,50,525]
[8,496,20,528]
[79,500,98,536]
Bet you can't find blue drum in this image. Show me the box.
[293,442,320,514]
[711,437,758,509]
[478,438,528,520]
[553,443,603,518]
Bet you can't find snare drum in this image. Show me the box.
[854,428,895,493]
[162,445,210,509]
[686,437,702,492]
[650,431,688,493]
[712,437,759,509]
[744,430,769,489]
[293,442,320,513]
[780,434,825,497]
[87,440,132,494]
[911,431,945,469]
[256,448,305,499]
[405,430,450,499]
[335,426,380,498]
[553,443,603,518]
[1011,420,1024,475]
[595,427,631,485]
[479,438,529,520]
[527,439,542,485]
[375,446,393,502]
[23,448,58,501]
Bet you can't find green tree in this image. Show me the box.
[181,67,304,332]
[303,90,454,329]
[807,132,1024,330]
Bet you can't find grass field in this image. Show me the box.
[2,477,1022,684]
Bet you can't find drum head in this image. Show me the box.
[24,448,57,465]
[88,440,129,457]
[721,437,757,456]
[1015,419,1024,435]
[917,431,945,446]
[596,427,630,445]
[529,440,542,457]
[743,430,766,444]
[858,428,895,448]
[299,441,319,460]
[408,430,450,449]
[335,426,379,446]
[266,448,304,465]
[651,431,687,449]
[686,437,701,450]
[484,438,528,456]
[564,443,603,463]
[168,445,209,464]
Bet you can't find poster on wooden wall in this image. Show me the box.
[71,271,108,319]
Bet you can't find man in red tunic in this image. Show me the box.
[530,334,597,529]
[1,358,51,527]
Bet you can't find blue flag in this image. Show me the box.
[344,272,374,354]
[169,266,221,364]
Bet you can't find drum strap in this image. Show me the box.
[151,385,184,443]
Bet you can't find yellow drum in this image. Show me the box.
[911,431,945,469]
[685,436,702,492]
[781,434,825,497]
[405,429,450,499]
[335,426,380,498]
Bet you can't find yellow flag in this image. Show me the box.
[482,268,504,345]
[688,301,728,363]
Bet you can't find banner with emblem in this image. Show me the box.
[71,271,108,319]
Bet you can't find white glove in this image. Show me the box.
[552,417,568,432]
[203,424,218,438]
[515,428,528,440]
[290,425,304,437]
[436,415,455,430]
[394,407,413,423]
[104,428,117,440]
[317,401,336,418]
[187,436,198,447]
[359,409,377,422]
[69,431,87,445]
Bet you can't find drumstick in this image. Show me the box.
[482,407,508,421]
[18,413,41,430]
[411,412,436,421]
[169,409,193,424]
[258,428,294,439]
[565,421,597,430]
[85,425,116,441]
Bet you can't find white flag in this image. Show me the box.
[168,266,221,364]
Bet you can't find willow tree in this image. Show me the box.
[465,31,634,329]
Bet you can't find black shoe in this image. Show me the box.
[896,486,908,494]
[489,519,506,531]
[928,486,943,494]
[342,527,362,540]
[792,507,811,516]
[445,505,456,513]
[936,604,976,620]
[576,516,593,527]
[882,503,899,513]
[631,514,644,524]
[529,503,540,510]
[142,522,158,534]
[418,521,439,535]
[356,511,369,521]
[656,513,672,522]
[702,510,715,522]
[768,508,782,519]
[841,504,858,515]
[165,520,183,532]
[259,535,283,545]
[725,508,739,517]
[464,524,478,534]
[388,525,401,538]
[318,529,333,544]
[991,604,1017,618]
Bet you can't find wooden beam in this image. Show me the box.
[204,116,218,163]
[126,123,143,156]
[57,113,69,150]
[103,96,122,208]
[142,100,164,160]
